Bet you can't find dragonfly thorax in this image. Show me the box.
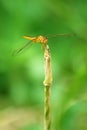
[35,35,48,44]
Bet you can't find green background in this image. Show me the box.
[0,0,87,130]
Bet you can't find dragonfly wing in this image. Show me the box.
[13,41,33,55]
[46,33,74,38]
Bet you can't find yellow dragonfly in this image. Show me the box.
[14,33,74,55]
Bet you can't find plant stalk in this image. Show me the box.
[43,45,52,130]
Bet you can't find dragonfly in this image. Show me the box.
[14,33,74,55]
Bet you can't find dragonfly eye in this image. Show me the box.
[43,38,48,43]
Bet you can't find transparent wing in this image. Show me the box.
[13,41,33,56]
[46,33,75,38]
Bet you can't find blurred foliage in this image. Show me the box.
[19,124,42,130]
[0,0,87,130]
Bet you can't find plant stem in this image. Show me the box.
[43,45,52,130]
[44,85,51,130]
